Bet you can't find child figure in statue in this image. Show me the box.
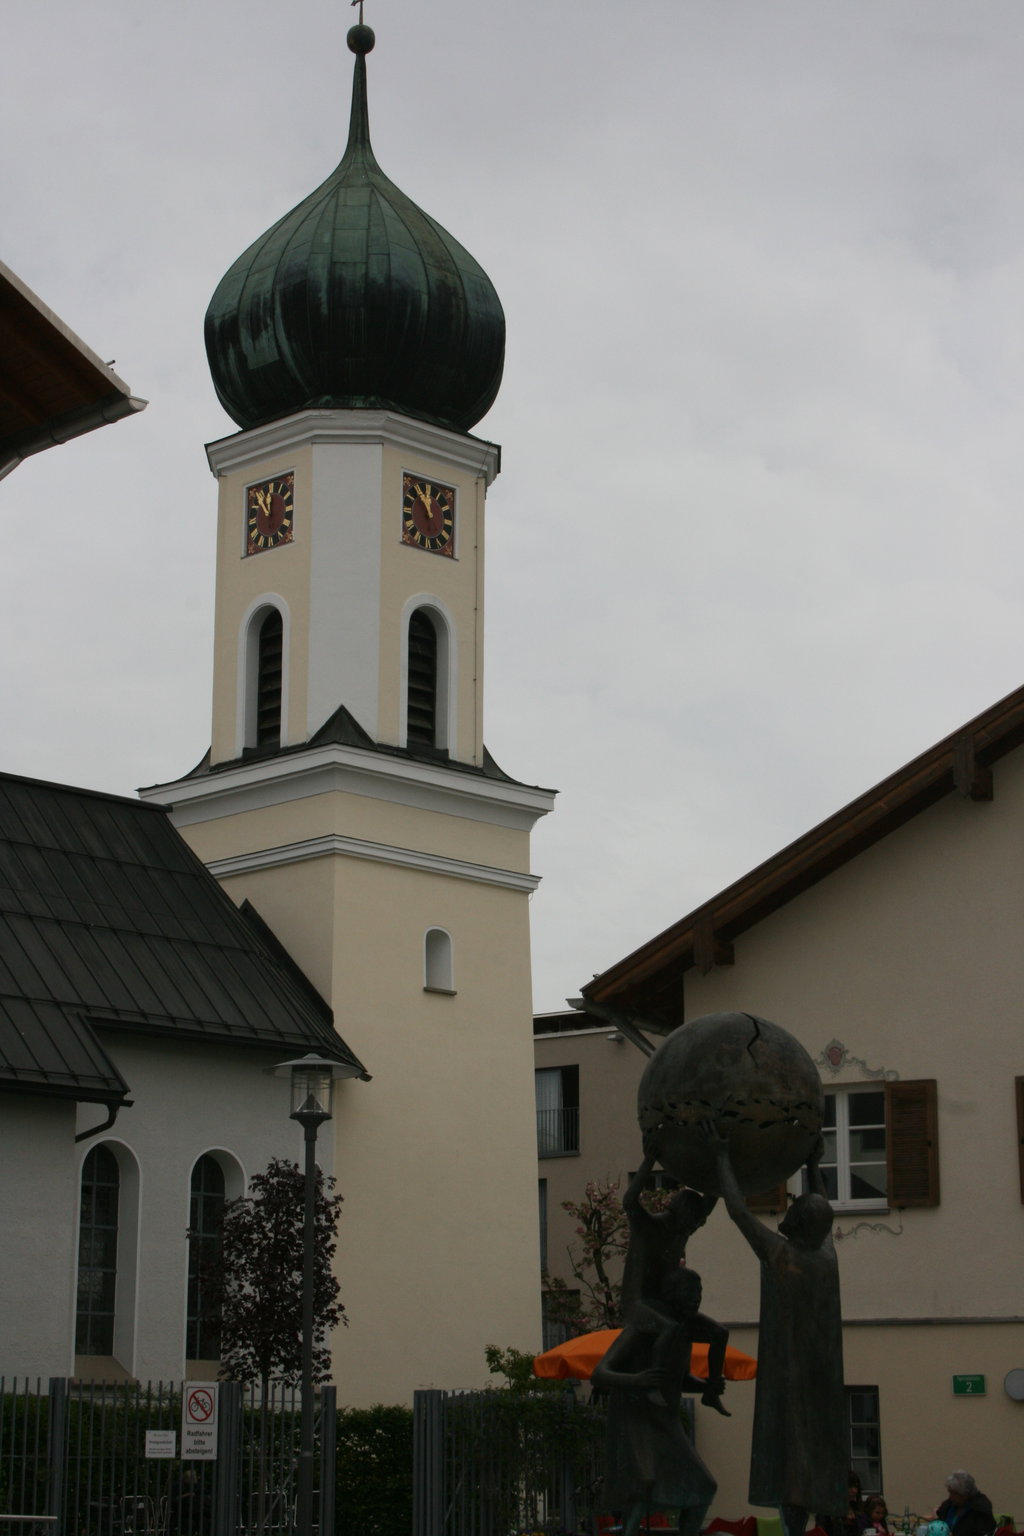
[592,1266,725,1536]
[622,1136,729,1416]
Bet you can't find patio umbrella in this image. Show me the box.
[532,1329,757,1382]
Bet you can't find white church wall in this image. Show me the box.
[0,1095,78,1377]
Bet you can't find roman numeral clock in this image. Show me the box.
[402,473,455,556]
[246,472,294,555]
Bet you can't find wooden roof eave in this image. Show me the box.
[582,683,1024,1027]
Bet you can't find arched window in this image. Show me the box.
[424,927,454,992]
[255,608,283,747]
[407,609,438,747]
[187,1155,226,1361]
[76,1145,120,1355]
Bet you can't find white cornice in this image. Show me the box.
[205,833,540,893]
[139,741,556,833]
[205,409,501,484]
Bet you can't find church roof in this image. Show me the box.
[176,702,542,790]
[0,261,146,478]
[205,24,504,437]
[581,681,1024,1034]
[0,772,367,1103]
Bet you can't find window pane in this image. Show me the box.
[850,1128,886,1158]
[851,1426,881,1457]
[848,1091,884,1126]
[823,1096,836,1128]
[821,1129,837,1163]
[850,1164,887,1200]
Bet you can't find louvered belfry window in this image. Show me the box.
[256,609,283,747]
[407,609,438,747]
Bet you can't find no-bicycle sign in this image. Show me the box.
[182,1382,219,1460]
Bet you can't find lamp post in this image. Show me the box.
[274,1053,361,1536]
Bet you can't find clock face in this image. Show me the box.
[402,474,455,557]
[246,473,295,555]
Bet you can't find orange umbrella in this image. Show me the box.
[532,1329,757,1382]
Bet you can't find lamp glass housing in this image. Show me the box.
[291,1062,334,1120]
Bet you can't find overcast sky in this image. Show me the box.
[5,2,1024,1012]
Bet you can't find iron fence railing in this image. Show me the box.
[413,1387,606,1536]
[0,1380,334,1536]
[536,1107,580,1158]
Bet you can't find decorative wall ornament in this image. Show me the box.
[833,1212,904,1242]
[816,1039,899,1081]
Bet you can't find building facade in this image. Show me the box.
[541,686,1024,1519]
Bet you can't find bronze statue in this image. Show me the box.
[622,1144,729,1416]
[592,1265,724,1536]
[621,1148,717,1318]
[706,1125,847,1536]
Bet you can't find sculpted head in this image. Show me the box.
[778,1192,833,1249]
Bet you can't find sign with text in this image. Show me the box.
[952,1374,986,1396]
[182,1383,219,1460]
[145,1430,176,1459]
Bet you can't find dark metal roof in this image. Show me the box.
[168,702,551,793]
[204,27,504,436]
[582,680,1024,1034]
[0,262,146,478]
[0,772,367,1102]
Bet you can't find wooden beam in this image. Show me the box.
[693,917,734,975]
[953,733,993,801]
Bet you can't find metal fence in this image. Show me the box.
[0,1380,334,1536]
[412,1388,606,1536]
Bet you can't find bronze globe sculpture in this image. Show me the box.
[637,1012,824,1196]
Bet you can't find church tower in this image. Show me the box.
[142,21,555,1400]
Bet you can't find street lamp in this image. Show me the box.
[273,1053,362,1536]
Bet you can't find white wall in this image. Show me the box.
[0,1094,79,1377]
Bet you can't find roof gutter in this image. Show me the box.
[0,392,147,481]
[75,1097,134,1143]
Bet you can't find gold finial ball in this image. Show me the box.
[348,23,375,54]
[637,1012,825,1197]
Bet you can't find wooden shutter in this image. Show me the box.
[256,609,283,747]
[1016,1078,1024,1204]
[407,610,437,746]
[747,1183,787,1213]
[886,1079,939,1207]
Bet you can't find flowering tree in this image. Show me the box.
[542,1176,676,1336]
[208,1156,345,1392]
[542,1178,630,1334]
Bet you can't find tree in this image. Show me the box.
[205,1156,345,1392]
[542,1177,674,1336]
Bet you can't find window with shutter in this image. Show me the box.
[1015,1077,1024,1204]
[747,1183,788,1213]
[885,1078,939,1207]
[407,608,438,747]
[256,608,283,747]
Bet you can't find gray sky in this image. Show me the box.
[5,2,1024,1012]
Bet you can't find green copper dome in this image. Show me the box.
[204,26,505,435]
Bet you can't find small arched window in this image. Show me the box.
[407,609,438,747]
[424,927,454,993]
[187,1155,226,1361]
[76,1145,120,1355]
[256,608,284,747]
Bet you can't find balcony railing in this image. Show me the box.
[537,1105,579,1158]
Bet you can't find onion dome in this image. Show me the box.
[204,25,505,436]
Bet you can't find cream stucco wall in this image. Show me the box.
[207,413,495,766]
[210,838,543,1403]
[167,407,549,1407]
